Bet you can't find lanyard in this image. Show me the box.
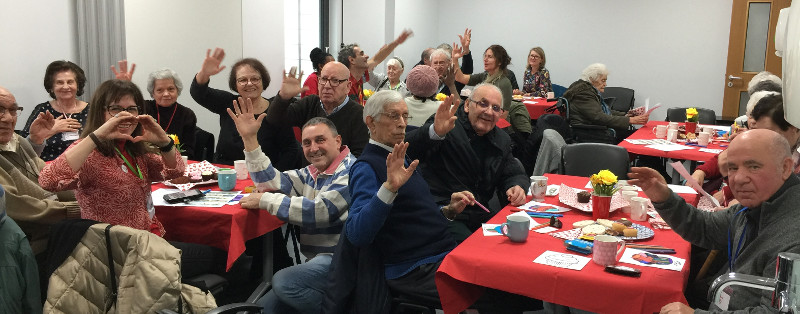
[113,146,143,179]
[727,206,749,271]
[156,103,178,133]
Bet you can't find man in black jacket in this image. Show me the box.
[406,83,529,242]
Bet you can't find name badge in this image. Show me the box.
[146,193,155,218]
[714,286,732,310]
[62,131,80,141]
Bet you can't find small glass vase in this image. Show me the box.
[591,193,612,220]
[685,121,697,134]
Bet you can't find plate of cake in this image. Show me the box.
[162,161,219,191]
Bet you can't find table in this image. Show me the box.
[435,174,694,314]
[152,171,284,271]
[522,98,558,120]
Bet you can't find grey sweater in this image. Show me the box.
[654,174,800,313]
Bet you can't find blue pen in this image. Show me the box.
[202,189,212,195]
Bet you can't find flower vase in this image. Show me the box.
[685,121,697,134]
[591,193,612,220]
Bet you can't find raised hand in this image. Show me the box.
[451,42,463,60]
[197,48,227,84]
[92,112,138,142]
[132,115,170,146]
[278,67,307,99]
[458,28,472,55]
[227,96,266,140]
[111,60,136,81]
[627,167,671,203]
[433,94,460,137]
[383,142,419,193]
[506,185,526,206]
[395,29,414,45]
[28,111,58,144]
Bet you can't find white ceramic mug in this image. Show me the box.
[698,132,712,146]
[652,125,667,138]
[668,122,679,131]
[593,235,626,266]
[530,176,548,201]
[181,155,189,167]
[667,129,678,142]
[234,160,248,180]
[621,190,638,214]
[546,91,555,99]
[703,126,716,135]
[630,196,649,221]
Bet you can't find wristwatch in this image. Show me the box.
[158,137,174,152]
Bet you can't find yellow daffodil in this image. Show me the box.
[590,169,620,196]
[363,89,374,99]
[686,107,699,122]
[435,93,447,101]
[167,134,184,152]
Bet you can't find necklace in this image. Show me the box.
[156,103,178,133]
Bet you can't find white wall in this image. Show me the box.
[0,0,79,125]
[125,0,244,142]
[434,0,732,119]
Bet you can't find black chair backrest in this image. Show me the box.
[552,84,567,99]
[665,107,717,124]
[192,127,215,162]
[602,87,635,113]
[561,143,630,179]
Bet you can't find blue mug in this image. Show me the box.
[217,169,236,191]
[501,215,530,242]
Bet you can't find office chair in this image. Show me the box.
[561,143,630,179]
[192,126,215,162]
[602,87,635,113]
[665,107,717,125]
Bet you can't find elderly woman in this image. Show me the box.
[749,93,800,173]
[142,69,198,159]
[404,65,449,127]
[516,47,552,98]
[301,47,334,98]
[563,63,648,142]
[191,48,301,168]
[39,79,223,277]
[21,61,89,161]
[369,57,408,95]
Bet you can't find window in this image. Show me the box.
[284,0,322,84]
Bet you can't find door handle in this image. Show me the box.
[728,75,742,80]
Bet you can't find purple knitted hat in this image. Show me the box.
[406,65,439,98]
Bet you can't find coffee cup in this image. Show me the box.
[234,160,248,180]
[500,215,530,243]
[546,91,555,99]
[630,196,649,221]
[217,169,237,191]
[703,126,716,135]
[668,122,679,131]
[181,155,189,167]
[530,176,548,201]
[652,125,667,138]
[593,235,626,266]
[698,132,711,146]
[621,190,638,214]
[666,129,678,142]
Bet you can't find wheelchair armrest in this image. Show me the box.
[205,303,263,314]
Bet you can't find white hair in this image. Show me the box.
[580,63,608,83]
[429,49,451,62]
[387,57,404,69]
[747,71,782,95]
[363,90,404,123]
[147,68,183,96]
[472,83,504,105]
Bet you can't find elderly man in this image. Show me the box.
[338,30,413,104]
[432,29,474,97]
[629,129,800,313]
[229,98,354,313]
[0,86,80,266]
[267,62,369,156]
[346,90,475,304]
[406,83,529,242]
[415,47,434,67]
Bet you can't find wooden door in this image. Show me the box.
[722,0,791,120]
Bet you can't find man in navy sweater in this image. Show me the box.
[346,90,474,304]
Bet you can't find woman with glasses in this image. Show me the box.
[20,60,89,161]
[39,79,225,277]
[190,48,301,169]
[516,47,552,98]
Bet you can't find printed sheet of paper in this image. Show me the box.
[669,161,719,206]
[645,144,695,152]
[152,188,241,207]
[482,224,503,236]
[533,250,591,270]
[619,248,685,271]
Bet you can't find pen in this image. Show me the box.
[474,200,491,213]
[202,189,212,195]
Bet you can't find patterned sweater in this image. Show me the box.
[246,145,354,258]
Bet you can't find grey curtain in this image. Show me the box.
[76,0,126,101]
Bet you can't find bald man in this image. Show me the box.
[0,86,80,259]
[267,62,369,156]
[629,129,800,313]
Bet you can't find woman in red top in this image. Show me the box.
[40,79,183,235]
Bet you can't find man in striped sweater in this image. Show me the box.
[230,97,354,314]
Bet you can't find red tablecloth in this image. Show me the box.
[618,121,726,162]
[435,174,693,314]
[523,98,558,119]
[153,168,284,270]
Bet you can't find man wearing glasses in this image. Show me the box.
[0,86,81,276]
[268,62,369,157]
[406,83,529,242]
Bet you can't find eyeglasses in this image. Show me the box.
[107,105,140,115]
[469,98,504,113]
[0,106,23,117]
[319,77,349,87]
[380,112,412,122]
[236,77,262,86]
[529,55,541,60]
